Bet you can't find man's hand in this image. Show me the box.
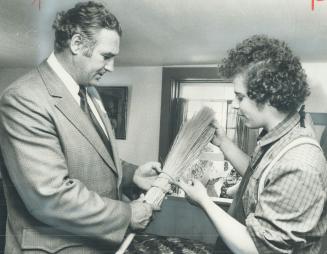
[133,162,161,191]
[129,198,153,230]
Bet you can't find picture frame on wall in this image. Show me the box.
[96,86,128,140]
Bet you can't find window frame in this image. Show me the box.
[158,67,230,161]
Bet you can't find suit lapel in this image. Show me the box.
[87,87,123,187]
[37,62,117,173]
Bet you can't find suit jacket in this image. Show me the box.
[0,61,136,253]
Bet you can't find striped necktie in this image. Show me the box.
[78,85,114,160]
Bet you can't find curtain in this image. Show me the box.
[172,98,189,139]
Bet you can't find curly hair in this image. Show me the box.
[218,35,310,113]
[52,1,122,55]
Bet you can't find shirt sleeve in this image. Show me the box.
[245,145,326,253]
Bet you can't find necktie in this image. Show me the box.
[78,85,114,160]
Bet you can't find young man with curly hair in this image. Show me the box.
[0,2,161,253]
[178,35,327,253]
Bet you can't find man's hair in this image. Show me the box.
[52,1,122,56]
[218,35,310,113]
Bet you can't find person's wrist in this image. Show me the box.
[218,135,230,149]
[201,196,213,209]
[212,135,228,148]
[129,201,141,229]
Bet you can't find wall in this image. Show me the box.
[302,62,327,139]
[303,62,327,113]
[97,67,162,165]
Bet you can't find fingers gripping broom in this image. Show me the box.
[116,107,216,254]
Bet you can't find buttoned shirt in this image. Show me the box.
[47,52,108,137]
[243,113,327,253]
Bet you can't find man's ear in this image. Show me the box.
[69,34,84,55]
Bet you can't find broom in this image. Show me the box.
[116,107,216,254]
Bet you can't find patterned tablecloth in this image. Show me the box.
[126,234,215,254]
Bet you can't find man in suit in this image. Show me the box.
[0,2,161,253]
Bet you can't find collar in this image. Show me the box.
[257,113,300,148]
[47,52,80,105]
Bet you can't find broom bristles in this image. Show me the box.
[144,106,216,207]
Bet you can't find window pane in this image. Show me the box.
[180,82,234,100]
[180,82,235,131]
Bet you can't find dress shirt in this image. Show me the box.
[47,53,108,137]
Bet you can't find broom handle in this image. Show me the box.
[115,233,136,254]
[115,186,166,254]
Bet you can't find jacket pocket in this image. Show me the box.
[21,227,83,253]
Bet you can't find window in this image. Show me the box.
[179,82,236,140]
[159,67,227,161]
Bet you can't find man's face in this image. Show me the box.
[76,28,120,86]
[233,74,267,129]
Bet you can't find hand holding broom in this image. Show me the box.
[116,107,217,254]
